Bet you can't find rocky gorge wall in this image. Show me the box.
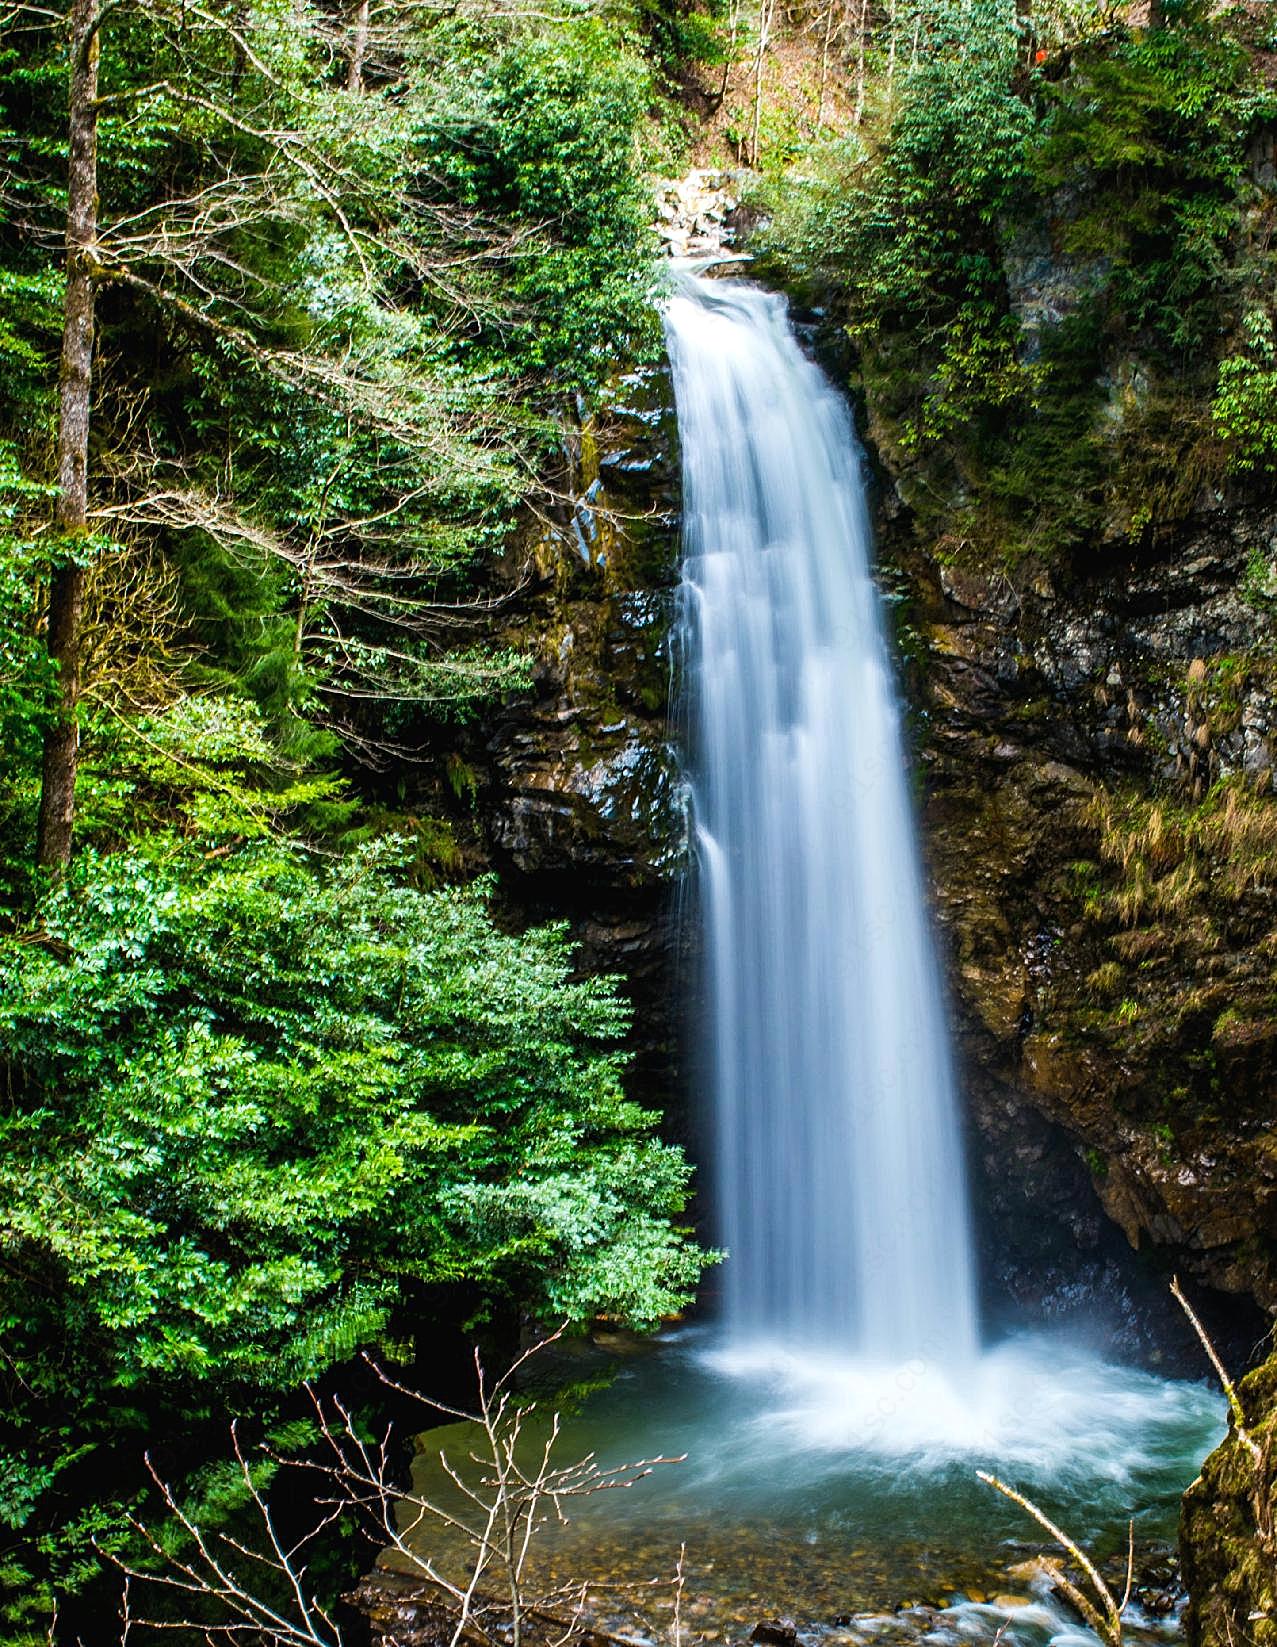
[850,318,1277,1646]
[831,249,1277,1636]
[414,356,692,1111]
[899,508,1277,1341]
[1181,1346,1277,1647]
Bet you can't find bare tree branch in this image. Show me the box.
[106,1333,688,1647]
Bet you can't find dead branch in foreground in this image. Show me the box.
[980,1275,1277,1647]
[105,1330,687,1647]
[1171,1275,1274,1553]
[976,1471,1132,1647]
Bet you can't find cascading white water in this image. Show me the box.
[667,273,979,1366]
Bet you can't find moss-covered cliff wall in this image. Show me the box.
[891,510,1277,1326]
[1181,1352,1277,1647]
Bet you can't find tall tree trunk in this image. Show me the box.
[346,0,370,92]
[37,0,99,875]
[749,0,773,168]
[852,0,868,126]
[815,0,838,131]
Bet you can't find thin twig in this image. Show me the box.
[977,1472,1123,1647]
[1171,1275,1261,1462]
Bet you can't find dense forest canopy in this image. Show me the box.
[2,0,1276,1638]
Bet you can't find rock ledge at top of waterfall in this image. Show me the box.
[654,169,747,260]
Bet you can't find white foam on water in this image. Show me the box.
[702,1332,1223,1483]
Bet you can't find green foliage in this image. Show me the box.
[1215,353,1277,472]
[0,447,54,757]
[1242,543,1277,611]
[0,265,59,408]
[758,2,1039,532]
[764,0,1031,331]
[1031,13,1260,355]
[0,0,666,778]
[1214,312,1277,473]
[0,840,710,1616]
[978,306,1108,551]
[415,17,662,383]
[634,0,733,79]
[0,0,713,1628]
[1083,1145,1109,1179]
[0,447,56,895]
[760,3,1277,562]
[74,695,357,846]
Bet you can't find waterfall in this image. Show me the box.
[667,273,980,1367]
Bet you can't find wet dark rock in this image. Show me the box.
[750,1619,798,1646]
[348,1570,460,1647]
[473,360,689,1102]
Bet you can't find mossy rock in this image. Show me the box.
[1181,1347,1277,1647]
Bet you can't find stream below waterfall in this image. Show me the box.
[388,1329,1222,1647]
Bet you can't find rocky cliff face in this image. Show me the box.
[1180,1351,1277,1647]
[468,361,690,1099]
[893,508,1277,1333]
[867,396,1277,1640]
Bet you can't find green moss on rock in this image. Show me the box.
[1181,1346,1277,1647]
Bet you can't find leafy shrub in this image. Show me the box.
[0,838,710,1618]
[1214,312,1277,473]
[1031,10,1258,355]
[760,2,1277,560]
[415,16,662,386]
